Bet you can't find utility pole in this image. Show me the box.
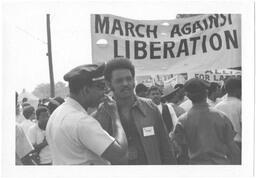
[46,14,55,97]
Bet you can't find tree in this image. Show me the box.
[32,81,69,99]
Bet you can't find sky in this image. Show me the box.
[2,1,180,93]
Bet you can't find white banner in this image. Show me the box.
[91,14,241,76]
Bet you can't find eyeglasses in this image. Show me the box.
[92,82,107,90]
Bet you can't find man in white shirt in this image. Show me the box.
[215,77,241,149]
[147,85,178,133]
[28,107,52,165]
[46,63,128,165]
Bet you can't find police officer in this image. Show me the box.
[46,63,128,165]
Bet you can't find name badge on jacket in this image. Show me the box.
[143,126,155,137]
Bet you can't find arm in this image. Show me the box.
[224,118,241,164]
[167,104,178,128]
[28,126,48,153]
[154,105,177,164]
[16,125,37,165]
[78,96,128,165]
[226,141,241,164]
[33,137,48,153]
[101,96,128,164]
[92,104,111,133]
[172,122,189,164]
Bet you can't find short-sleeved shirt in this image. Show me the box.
[215,96,241,142]
[46,97,115,165]
[173,103,236,164]
[28,124,52,164]
[16,123,34,165]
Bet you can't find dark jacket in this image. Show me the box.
[95,97,176,165]
[173,102,237,164]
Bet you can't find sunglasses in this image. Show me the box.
[92,82,107,90]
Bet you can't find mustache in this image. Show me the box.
[121,86,131,92]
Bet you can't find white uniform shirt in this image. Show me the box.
[215,96,241,142]
[157,103,178,128]
[46,97,115,165]
[28,124,52,164]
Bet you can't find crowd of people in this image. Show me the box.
[15,58,241,165]
[15,95,64,165]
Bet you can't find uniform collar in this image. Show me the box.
[66,97,88,115]
[132,96,147,117]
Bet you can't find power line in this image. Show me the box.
[15,25,47,45]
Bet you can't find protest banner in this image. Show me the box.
[187,69,241,83]
[136,75,154,87]
[91,14,241,76]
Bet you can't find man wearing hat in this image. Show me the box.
[161,84,186,118]
[172,78,240,164]
[46,63,128,165]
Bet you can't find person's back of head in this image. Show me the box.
[47,99,60,114]
[208,82,221,101]
[54,96,65,105]
[224,76,241,99]
[23,105,35,120]
[184,78,210,104]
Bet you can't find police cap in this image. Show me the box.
[63,63,105,84]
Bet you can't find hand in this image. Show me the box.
[102,94,118,117]
[43,137,48,144]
